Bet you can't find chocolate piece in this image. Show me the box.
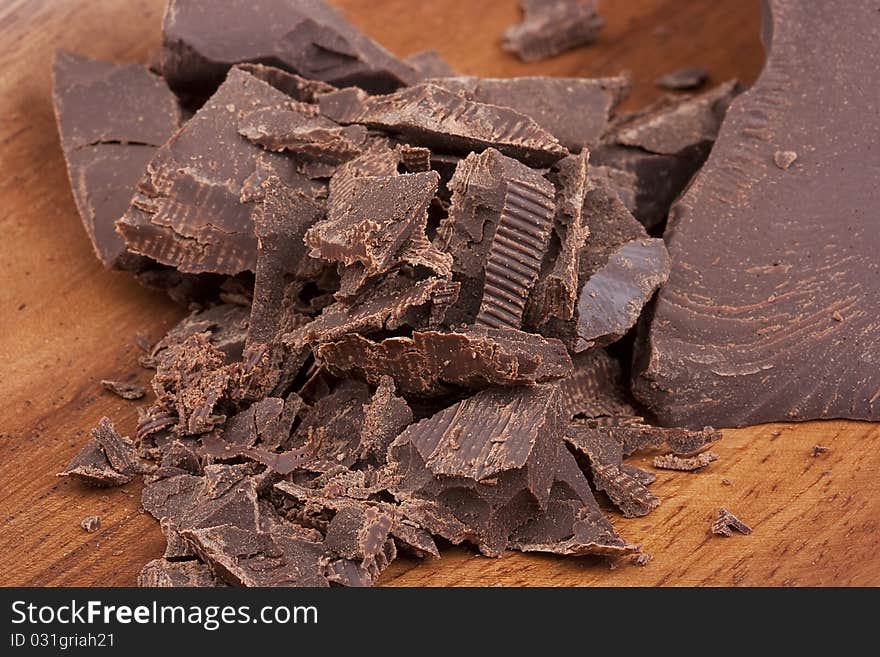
[160,0,417,97]
[711,508,752,537]
[59,417,143,487]
[652,451,718,471]
[142,303,250,367]
[182,524,328,587]
[502,0,604,62]
[317,326,571,395]
[101,379,146,400]
[573,237,670,350]
[429,75,628,152]
[438,148,556,327]
[117,67,320,275]
[630,553,652,566]
[405,50,456,78]
[138,559,222,587]
[321,83,567,167]
[52,51,180,268]
[773,149,797,169]
[635,1,880,427]
[323,506,393,567]
[811,445,830,457]
[655,66,709,91]
[387,383,564,556]
[358,377,412,464]
[80,516,101,533]
[397,145,432,173]
[323,539,396,587]
[161,518,196,559]
[561,350,638,419]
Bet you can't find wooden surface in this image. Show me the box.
[1,0,877,587]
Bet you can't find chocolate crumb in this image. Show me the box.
[711,508,752,537]
[721,478,732,486]
[652,451,719,471]
[773,150,798,169]
[811,444,830,457]
[81,516,101,533]
[655,66,709,90]
[101,379,146,400]
[630,553,652,566]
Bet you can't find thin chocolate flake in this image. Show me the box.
[560,350,638,419]
[320,83,567,167]
[59,417,144,487]
[160,0,418,97]
[80,516,101,533]
[711,508,752,537]
[52,51,180,268]
[397,144,432,173]
[652,451,719,471]
[317,326,572,396]
[811,444,830,457]
[502,0,604,63]
[236,63,337,102]
[101,379,146,400]
[405,50,456,78]
[655,66,709,91]
[630,553,652,566]
[138,559,223,587]
[358,376,412,464]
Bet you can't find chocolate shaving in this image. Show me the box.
[101,379,146,400]
[652,451,719,471]
[138,559,223,587]
[59,417,144,487]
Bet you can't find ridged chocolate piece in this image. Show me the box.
[561,350,639,419]
[159,0,418,97]
[52,51,180,268]
[429,75,628,152]
[59,417,145,487]
[138,559,222,587]
[653,451,718,471]
[117,67,321,275]
[358,376,413,464]
[320,83,567,167]
[711,508,752,537]
[583,419,721,458]
[397,144,432,172]
[387,383,565,556]
[317,326,572,395]
[236,63,336,102]
[502,0,604,63]
[327,138,400,215]
[635,0,880,427]
[574,237,670,350]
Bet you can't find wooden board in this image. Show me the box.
[0,0,877,587]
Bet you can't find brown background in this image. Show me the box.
[1,0,877,586]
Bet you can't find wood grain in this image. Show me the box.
[0,0,876,587]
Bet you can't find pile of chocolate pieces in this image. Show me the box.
[53,0,741,587]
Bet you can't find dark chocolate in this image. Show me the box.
[59,417,144,487]
[138,559,223,587]
[502,0,604,62]
[711,508,752,537]
[655,66,709,91]
[652,451,718,471]
[101,379,146,400]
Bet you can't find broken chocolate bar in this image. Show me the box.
[634,0,880,427]
[52,51,180,268]
[711,508,752,537]
[502,0,604,62]
[159,0,418,97]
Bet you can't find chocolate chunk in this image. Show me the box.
[387,383,565,556]
[52,51,180,268]
[322,538,396,587]
[429,75,628,152]
[573,237,670,350]
[317,326,572,395]
[561,350,638,419]
[711,508,752,537]
[323,506,394,566]
[586,419,720,458]
[630,553,652,566]
[80,515,101,533]
[773,149,797,170]
[182,524,328,587]
[811,444,830,457]
[509,448,636,555]
[438,148,556,327]
[405,50,456,78]
[101,379,146,400]
[159,0,417,97]
[358,376,412,463]
[502,0,604,62]
[138,559,222,587]
[236,63,336,102]
[117,67,320,275]
[397,145,432,173]
[655,66,709,91]
[161,517,196,559]
[635,1,880,427]
[59,417,143,487]
[321,83,567,167]
[652,451,718,471]
[142,303,250,367]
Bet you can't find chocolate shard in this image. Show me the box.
[502,0,604,63]
[655,66,709,91]
[561,350,639,419]
[306,171,450,280]
[509,448,636,555]
[317,326,572,396]
[161,517,196,559]
[397,144,432,173]
[52,51,180,268]
[320,83,567,167]
[236,63,336,102]
[573,237,670,351]
[428,75,629,152]
[358,376,413,463]
[711,508,752,537]
[101,379,146,400]
[248,177,325,347]
[635,1,880,427]
[159,0,418,97]
[612,422,721,458]
[437,148,556,327]
[284,274,460,351]
[181,524,329,587]
[322,506,394,567]
[405,50,456,78]
[59,417,144,487]
[138,559,223,587]
[652,451,718,471]
[142,303,250,368]
[565,422,660,518]
[323,539,396,587]
[592,81,740,231]
[117,67,322,275]
[387,383,565,556]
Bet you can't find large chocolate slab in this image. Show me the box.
[320,83,567,167]
[502,0,604,62]
[52,51,180,268]
[634,0,880,427]
[160,0,417,97]
[428,75,628,152]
